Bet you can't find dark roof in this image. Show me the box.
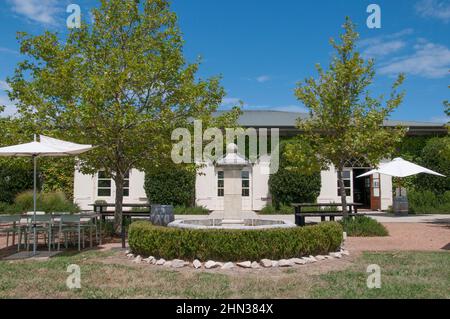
[214,110,448,136]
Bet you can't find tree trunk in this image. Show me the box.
[114,174,124,235]
[337,167,349,218]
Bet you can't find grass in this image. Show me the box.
[312,251,450,298]
[340,216,389,237]
[0,249,448,299]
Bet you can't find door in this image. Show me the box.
[370,173,381,210]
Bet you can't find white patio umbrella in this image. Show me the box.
[356,157,445,179]
[0,135,93,255]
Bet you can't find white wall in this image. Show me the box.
[74,168,147,211]
[74,162,393,212]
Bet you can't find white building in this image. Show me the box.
[73,110,447,212]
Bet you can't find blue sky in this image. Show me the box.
[0,0,449,123]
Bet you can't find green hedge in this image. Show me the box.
[339,216,388,237]
[128,221,343,261]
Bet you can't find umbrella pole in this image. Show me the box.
[32,154,37,256]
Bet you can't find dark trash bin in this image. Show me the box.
[150,205,175,226]
[393,196,409,216]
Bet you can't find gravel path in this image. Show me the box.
[346,222,450,252]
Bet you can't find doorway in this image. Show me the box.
[352,169,371,209]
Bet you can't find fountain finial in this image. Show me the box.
[226,143,238,154]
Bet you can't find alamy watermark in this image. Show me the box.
[66,264,81,289]
[366,264,381,289]
[367,4,382,29]
[171,120,280,175]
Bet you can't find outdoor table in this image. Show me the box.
[291,203,362,226]
[89,203,151,248]
[18,212,102,248]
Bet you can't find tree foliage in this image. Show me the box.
[287,18,406,215]
[416,137,450,194]
[7,0,239,232]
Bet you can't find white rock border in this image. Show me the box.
[124,249,350,270]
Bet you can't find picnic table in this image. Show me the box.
[292,203,362,226]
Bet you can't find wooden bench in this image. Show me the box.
[292,203,362,227]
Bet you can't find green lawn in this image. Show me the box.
[0,250,448,299]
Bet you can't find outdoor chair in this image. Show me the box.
[56,215,85,251]
[0,215,22,252]
[24,214,54,252]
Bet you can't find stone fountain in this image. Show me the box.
[168,143,295,230]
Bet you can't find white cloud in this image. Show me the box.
[221,97,241,106]
[430,115,450,123]
[359,29,413,59]
[256,75,270,83]
[8,0,61,25]
[378,40,450,78]
[362,40,407,59]
[0,81,11,91]
[415,0,450,22]
[0,47,19,55]
[0,95,17,117]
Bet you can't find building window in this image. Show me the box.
[123,171,130,197]
[97,171,111,197]
[217,171,224,197]
[337,170,351,196]
[242,171,250,197]
[97,171,130,197]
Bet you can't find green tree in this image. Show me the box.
[287,18,406,216]
[7,0,239,232]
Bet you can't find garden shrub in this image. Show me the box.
[408,190,450,214]
[144,164,196,207]
[339,216,388,237]
[269,141,321,207]
[13,191,80,213]
[174,205,209,215]
[269,167,321,207]
[128,221,343,261]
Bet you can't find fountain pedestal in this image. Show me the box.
[222,167,244,222]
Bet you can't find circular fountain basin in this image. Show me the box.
[168,219,296,230]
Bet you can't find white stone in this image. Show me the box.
[205,260,220,269]
[163,261,172,267]
[260,259,273,268]
[221,262,235,270]
[278,259,294,267]
[193,259,202,269]
[309,255,318,262]
[341,249,350,256]
[316,255,326,261]
[291,258,306,265]
[251,261,261,269]
[237,261,252,268]
[125,250,130,255]
[330,252,342,259]
[272,261,279,267]
[126,253,134,259]
[156,258,166,265]
[171,259,187,268]
[324,255,334,260]
[132,255,142,263]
